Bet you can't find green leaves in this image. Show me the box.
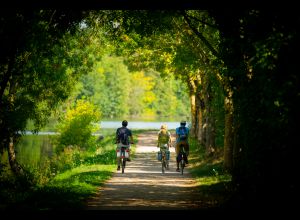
[56,99,101,151]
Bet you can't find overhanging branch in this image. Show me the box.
[181,11,221,61]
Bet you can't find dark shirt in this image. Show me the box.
[116,126,132,145]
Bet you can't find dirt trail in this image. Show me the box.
[85,131,206,210]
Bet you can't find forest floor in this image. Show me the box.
[84,131,219,210]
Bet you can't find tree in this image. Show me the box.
[208,9,300,208]
[0,9,95,175]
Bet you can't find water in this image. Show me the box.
[15,135,53,167]
[22,121,187,135]
[99,121,184,130]
[12,121,189,167]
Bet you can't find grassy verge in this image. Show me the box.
[0,129,145,210]
[8,164,115,210]
[188,138,234,208]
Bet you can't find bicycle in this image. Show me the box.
[178,145,187,175]
[116,146,129,174]
[160,144,170,174]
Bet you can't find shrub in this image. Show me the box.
[55,99,101,153]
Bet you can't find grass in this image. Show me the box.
[1,160,116,210]
[0,128,145,211]
[188,138,233,208]
[1,129,232,210]
[11,164,115,210]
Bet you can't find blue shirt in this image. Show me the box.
[175,126,189,143]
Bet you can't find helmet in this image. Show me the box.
[122,120,128,127]
[180,120,186,126]
[161,124,167,130]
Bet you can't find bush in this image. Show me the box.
[51,146,84,173]
[55,99,101,153]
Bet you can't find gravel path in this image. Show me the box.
[85,131,206,210]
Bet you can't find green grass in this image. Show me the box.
[0,129,147,210]
[7,164,115,210]
[188,138,233,207]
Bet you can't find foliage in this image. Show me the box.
[207,9,300,208]
[0,164,115,210]
[0,9,99,168]
[73,54,190,120]
[0,130,125,210]
[55,100,101,152]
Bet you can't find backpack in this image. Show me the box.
[178,127,188,141]
[159,130,170,144]
[117,127,129,145]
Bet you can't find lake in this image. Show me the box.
[99,121,182,130]
[13,121,188,167]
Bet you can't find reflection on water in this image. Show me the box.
[15,135,53,167]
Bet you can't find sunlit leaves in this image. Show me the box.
[56,99,101,151]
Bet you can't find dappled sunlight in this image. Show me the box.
[53,164,114,181]
[86,131,208,210]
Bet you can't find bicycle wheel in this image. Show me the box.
[180,156,185,175]
[122,158,126,174]
[162,158,166,173]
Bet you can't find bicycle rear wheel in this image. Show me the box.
[122,158,126,173]
[162,159,166,173]
[180,156,185,175]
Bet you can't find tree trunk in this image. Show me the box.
[189,93,196,138]
[3,76,23,176]
[187,79,197,138]
[223,96,234,173]
[7,135,23,176]
[203,77,216,155]
[195,95,204,145]
[205,106,216,155]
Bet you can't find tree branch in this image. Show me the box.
[185,13,219,29]
[181,11,221,61]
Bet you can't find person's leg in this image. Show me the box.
[166,146,170,168]
[127,146,131,161]
[117,157,121,170]
[184,142,189,164]
[116,145,121,170]
[175,142,180,171]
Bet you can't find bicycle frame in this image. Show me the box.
[160,145,169,174]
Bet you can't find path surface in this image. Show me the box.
[85,131,206,210]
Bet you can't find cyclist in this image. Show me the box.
[115,120,134,171]
[175,120,190,172]
[157,124,172,168]
[157,124,172,149]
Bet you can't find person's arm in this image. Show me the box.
[129,130,134,144]
[168,131,172,147]
[175,128,179,140]
[115,129,119,144]
[157,132,160,147]
[130,135,134,144]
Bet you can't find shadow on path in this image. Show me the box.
[85,131,210,210]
